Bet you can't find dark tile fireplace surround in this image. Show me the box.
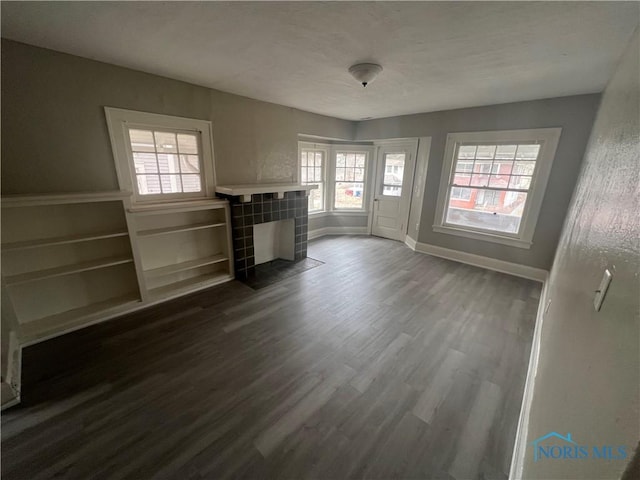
[217,190,309,279]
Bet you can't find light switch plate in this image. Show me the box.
[593,268,613,312]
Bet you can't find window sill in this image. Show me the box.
[310,210,368,218]
[432,224,532,249]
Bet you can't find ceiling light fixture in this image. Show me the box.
[348,63,383,87]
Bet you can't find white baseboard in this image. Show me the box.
[412,241,548,283]
[404,235,418,251]
[308,226,369,240]
[509,278,550,479]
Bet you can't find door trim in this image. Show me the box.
[405,137,431,241]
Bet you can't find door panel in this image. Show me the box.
[372,143,417,241]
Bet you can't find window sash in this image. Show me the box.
[127,128,205,198]
[445,142,540,236]
[300,148,326,212]
[333,151,367,210]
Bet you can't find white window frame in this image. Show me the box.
[331,146,370,212]
[105,107,216,204]
[298,142,372,215]
[298,142,328,213]
[433,128,562,249]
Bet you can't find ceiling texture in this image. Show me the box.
[1,1,638,120]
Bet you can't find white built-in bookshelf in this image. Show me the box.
[1,193,233,346]
[1,192,140,344]
[128,199,233,302]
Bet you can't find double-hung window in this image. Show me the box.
[334,151,367,210]
[299,146,327,212]
[434,128,561,248]
[105,108,215,204]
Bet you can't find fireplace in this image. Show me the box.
[215,184,315,279]
[254,219,295,264]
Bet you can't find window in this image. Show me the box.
[128,129,202,195]
[105,108,215,203]
[300,148,326,212]
[434,128,561,248]
[298,142,370,213]
[334,151,366,209]
[381,153,406,197]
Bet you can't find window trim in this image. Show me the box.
[105,107,216,204]
[433,128,562,249]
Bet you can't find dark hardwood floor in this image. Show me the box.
[1,236,541,480]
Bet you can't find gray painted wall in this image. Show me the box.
[1,40,602,271]
[356,95,600,270]
[1,40,355,194]
[0,291,9,381]
[309,214,368,232]
[522,28,639,479]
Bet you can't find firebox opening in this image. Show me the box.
[253,219,295,265]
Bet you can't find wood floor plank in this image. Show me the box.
[448,380,503,480]
[350,331,412,393]
[362,411,430,479]
[254,362,356,457]
[412,348,466,424]
[2,236,540,480]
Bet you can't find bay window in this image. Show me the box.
[299,142,371,213]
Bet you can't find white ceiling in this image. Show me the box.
[2,2,638,121]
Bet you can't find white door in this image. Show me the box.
[371,142,417,241]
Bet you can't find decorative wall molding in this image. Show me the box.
[412,240,548,283]
[308,226,369,240]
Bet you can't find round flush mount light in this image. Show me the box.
[348,63,383,87]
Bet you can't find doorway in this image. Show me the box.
[371,140,418,241]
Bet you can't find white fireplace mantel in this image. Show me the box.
[215,183,317,203]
